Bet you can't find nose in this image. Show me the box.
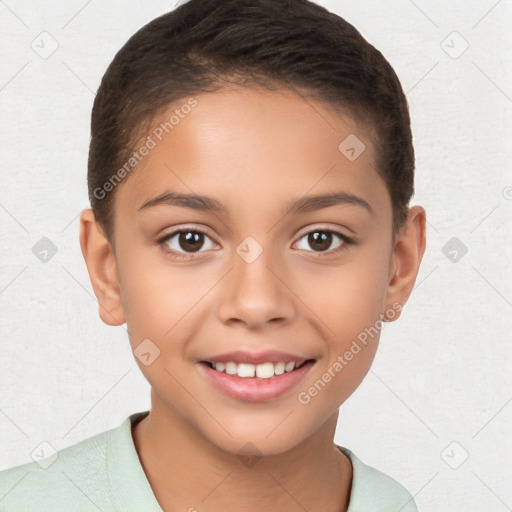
[217,243,297,331]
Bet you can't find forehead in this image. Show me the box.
[115,86,389,223]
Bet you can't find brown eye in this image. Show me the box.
[296,229,352,254]
[176,231,205,252]
[308,231,332,252]
[159,228,216,258]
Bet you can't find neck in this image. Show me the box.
[132,392,352,512]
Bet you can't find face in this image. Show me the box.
[95,86,404,455]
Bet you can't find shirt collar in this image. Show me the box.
[108,411,389,512]
[107,410,163,511]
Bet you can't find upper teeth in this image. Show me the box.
[212,361,302,379]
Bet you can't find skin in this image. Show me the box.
[80,86,426,512]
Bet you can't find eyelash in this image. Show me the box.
[156,227,354,260]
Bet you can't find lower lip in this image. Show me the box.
[198,361,315,403]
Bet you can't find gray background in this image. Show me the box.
[1,1,511,510]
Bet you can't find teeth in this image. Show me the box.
[225,362,237,375]
[274,362,285,375]
[285,362,295,372]
[209,360,305,378]
[256,362,274,379]
[237,363,255,378]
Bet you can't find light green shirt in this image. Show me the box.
[0,411,417,511]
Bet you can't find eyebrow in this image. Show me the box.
[138,190,373,216]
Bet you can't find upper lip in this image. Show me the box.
[200,350,315,365]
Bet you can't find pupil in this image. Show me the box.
[180,231,203,252]
[177,231,332,253]
[309,231,331,251]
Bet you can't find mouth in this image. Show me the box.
[197,358,317,402]
[200,359,314,379]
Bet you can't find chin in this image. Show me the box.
[197,413,322,459]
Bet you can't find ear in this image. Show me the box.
[382,205,427,321]
[79,208,126,326]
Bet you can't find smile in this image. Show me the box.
[198,358,316,402]
[203,360,309,379]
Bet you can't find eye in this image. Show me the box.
[157,228,217,259]
[295,228,353,255]
[157,226,353,260]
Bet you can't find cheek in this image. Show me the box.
[117,251,204,393]
[293,244,390,403]
[117,245,212,349]
[295,246,390,340]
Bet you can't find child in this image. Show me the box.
[0,0,426,510]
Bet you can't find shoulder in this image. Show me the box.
[0,421,120,512]
[339,447,418,512]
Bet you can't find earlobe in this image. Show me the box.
[382,206,427,322]
[79,208,126,326]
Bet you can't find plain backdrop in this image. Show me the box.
[1,1,511,511]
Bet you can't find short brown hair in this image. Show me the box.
[88,0,415,241]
